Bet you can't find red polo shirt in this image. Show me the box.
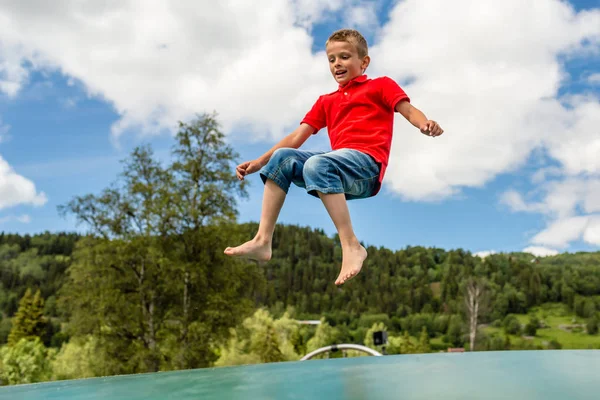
[301,75,409,195]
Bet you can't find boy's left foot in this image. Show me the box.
[335,243,367,285]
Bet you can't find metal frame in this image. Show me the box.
[300,344,382,360]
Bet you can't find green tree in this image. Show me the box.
[0,338,54,385]
[445,315,464,347]
[58,114,262,372]
[51,335,99,380]
[7,289,47,346]
[524,316,539,336]
[306,318,338,353]
[400,331,416,354]
[587,315,599,335]
[417,326,431,353]
[215,309,294,366]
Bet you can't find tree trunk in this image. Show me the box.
[179,269,190,368]
[465,280,481,351]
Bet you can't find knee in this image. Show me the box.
[268,147,297,165]
[303,155,328,180]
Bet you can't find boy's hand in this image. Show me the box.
[420,120,443,137]
[236,160,264,180]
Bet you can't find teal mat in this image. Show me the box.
[2,350,599,399]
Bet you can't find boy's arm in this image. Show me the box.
[235,123,315,180]
[256,123,315,166]
[395,100,443,137]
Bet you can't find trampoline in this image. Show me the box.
[1,350,598,400]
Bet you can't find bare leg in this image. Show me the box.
[224,179,286,262]
[318,192,367,285]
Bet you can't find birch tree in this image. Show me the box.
[464,278,489,351]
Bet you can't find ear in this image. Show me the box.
[361,55,371,72]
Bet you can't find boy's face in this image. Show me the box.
[326,40,370,86]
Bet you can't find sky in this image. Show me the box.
[0,0,599,257]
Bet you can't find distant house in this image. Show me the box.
[447,348,465,353]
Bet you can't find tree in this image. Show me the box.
[587,315,599,335]
[214,309,295,366]
[463,278,488,351]
[7,289,47,346]
[0,337,54,385]
[524,316,539,336]
[445,316,464,348]
[400,331,416,354]
[51,335,99,380]
[306,318,338,353]
[58,113,262,372]
[417,326,431,353]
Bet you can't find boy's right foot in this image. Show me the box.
[224,238,272,262]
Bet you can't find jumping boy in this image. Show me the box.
[224,29,443,285]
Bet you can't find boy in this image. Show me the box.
[224,29,443,285]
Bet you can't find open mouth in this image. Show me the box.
[335,70,347,77]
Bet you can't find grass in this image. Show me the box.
[482,303,599,350]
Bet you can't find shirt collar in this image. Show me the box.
[338,74,368,91]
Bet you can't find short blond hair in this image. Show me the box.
[326,29,369,58]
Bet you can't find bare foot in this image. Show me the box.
[224,238,272,263]
[335,244,367,285]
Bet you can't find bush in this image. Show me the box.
[503,315,521,335]
[524,316,539,336]
[547,339,562,350]
[0,338,55,385]
[586,316,599,335]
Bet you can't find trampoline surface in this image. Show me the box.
[1,350,599,400]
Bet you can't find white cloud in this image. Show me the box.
[588,73,600,84]
[503,177,600,247]
[531,216,590,248]
[0,214,32,224]
[0,0,599,251]
[343,2,379,32]
[0,0,367,145]
[370,0,600,201]
[523,246,559,257]
[292,0,345,28]
[0,1,597,187]
[474,250,496,258]
[500,190,543,214]
[583,217,600,245]
[0,156,47,209]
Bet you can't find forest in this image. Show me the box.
[1,114,599,385]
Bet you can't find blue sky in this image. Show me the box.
[0,0,599,256]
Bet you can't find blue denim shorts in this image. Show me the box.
[259,148,380,200]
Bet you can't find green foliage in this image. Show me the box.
[418,326,431,353]
[56,114,263,374]
[503,315,522,335]
[215,309,300,366]
[0,338,55,385]
[547,339,562,349]
[587,315,599,335]
[51,335,99,380]
[7,288,47,346]
[400,331,416,354]
[524,316,539,336]
[444,315,464,347]
[306,318,338,353]
[0,110,598,382]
